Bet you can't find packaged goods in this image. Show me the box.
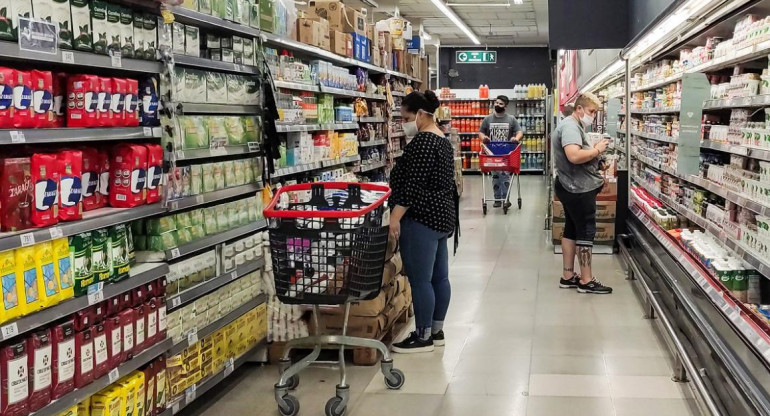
[27,329,52,412]
[31,153,59,227]
[143,13,157,60]
[0,67,15,128]
[125,78,140,126]
[96,77,112,126]
[1,340,29,416]
[185,25,199,57]
[154,356,166,413]
[0,250,21,322]
[16,246,41,314]
[145,144,163,204]
[143,363,155,416]
[51,321,75,399]
[106,4,121,55]
[172,22,185,54]
[77,401,89,416]
[91,229,110,283]
[133,12,144,58]
[92,323,109,379]
[109,224,130,282]
[111,78,127,126]
[181,116,208,150]
[34,241,60,308]
[157,297,166,340]
[31,70,53,128]
[53,238,74,301]
[67,74,99,127]
[70,232,94,297]
[52,72,66,127]
[139,77,159,127]
[118,377,136,416]
[71,0,92,51]
[145,301,157,346]
[119,308,134,360]
[91,0,108,54]
[13,70,33,128]
[74,329,93,388]
[110,144,147,208]
[90,386,123,416]
[206,72,227,104]
[58,150,83,221]
[133,305,146,353]
[105,316,122,368]
[0,157,33,232]
[128,372,145,416]
[57,406,78,416]
[97,151,109,208]
[120,7,134,58]
[81,149,100,211]
[126,224,135,266]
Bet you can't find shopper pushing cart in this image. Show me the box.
[479,95,524,210]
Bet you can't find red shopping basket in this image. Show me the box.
[263,182,392,305]
[479,142,522,174]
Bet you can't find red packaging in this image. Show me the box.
[97,151,110,209]
[111,78,127,127]
[50,321,75,399]
[110,144,147,208]
[105,316,123,369]
[133,305,146,353]
[106,296,121,316]
[0,67,16,128]
[96,77,112,127]
[93,303,106,324]
[143,282,156,301]
[27,329,52,412]
[73,308,92,332]
[0,157,33,232]
[31,71,54,129]
[119,292,132,312]
[51,73,67,128]
[125,78,140,127]
[30,153,60,227]
[155,277,167,297]
[67,75,99,128]
[144,301,158,346]
[91,324,109,379]
[57,150,83,221]
[145,145,163,204]
[157,296,167,341]
[74,329,93,389]
[12,70,33,128]
[143,362,156,416]
[81,148,100,211]
[132,286,146,307]
[1,340,29,416]
[118,308,135,361]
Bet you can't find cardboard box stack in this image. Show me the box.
[551,178,619,246]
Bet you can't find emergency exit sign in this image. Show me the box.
[456,51,497,64]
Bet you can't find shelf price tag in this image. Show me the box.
[49,226,63,239]
[19,233,35,247]
[108,368,120,383]
[230,271,238,281]
[224,358,235,377]
[172,403,180,414]
[87,283,105,305]
[170,296,181,309]
[187,328,198,345]
[185,385,197,403]
[62,50,75,64]
[143,127,153,137]
[110,51,122,68]
[170,248,181,259]
[9,131,25,144]
[0,323,19,340]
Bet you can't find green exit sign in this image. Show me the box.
[456,51,497,64]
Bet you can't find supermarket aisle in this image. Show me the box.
[195,176,701,416]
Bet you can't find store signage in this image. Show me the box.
[455,50,496,64]
[678,73,711,176]
[17,17,58,55]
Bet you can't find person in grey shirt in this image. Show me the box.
[480,95,523,208]
[552,92,611,294]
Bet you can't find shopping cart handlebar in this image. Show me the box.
[263,182,393,219]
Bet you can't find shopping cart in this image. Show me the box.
[264,182,406,416]
[480,141,522,215]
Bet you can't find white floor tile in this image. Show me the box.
[528,374,612,397]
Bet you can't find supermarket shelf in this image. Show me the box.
[276,123,359,133]
[173,145,256,161]
[0,204,165,254]
[272,155,361,178]
[0,40,162,74]
[173,54,259,74]
[364,93,388,101]
[389,132,405,139]
[357,160,387,172]
[516,114,545,118]
[630,73,683,93]
[522,151,545,154]
[701,140,770,162]
[629,106,680,114]
[169,6,260,37]
[32,338,173,416]
[458,132,481,135]
[703,95,770,110]
[168,294,267,356]
[167,258,265,312]
[359,139,387,147]
[440,98,493,102]
[168,183,263,212]
[273,80,320,92]
[630,130,678,144]
[164,338,266,416]
[319,85,365,98]
[451,115,488,118]
[390,150,404,158]
[0,262,168,343]
[319,123,359,130]
[686,39,770,75]
[520,168,545,173]
[511,98,547,101]
[181,103,261,115]
[391,91,406,97]
[164,219,268,261]
[0,127,161,145]
[359,117,387,123]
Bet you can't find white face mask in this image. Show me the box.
[402,120,418,138]
[581,112,594,127]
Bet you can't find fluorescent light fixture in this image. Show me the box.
[428,0,481,45]
[581,59,625,93]
[513,0,523,3]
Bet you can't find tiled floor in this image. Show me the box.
[194,176,703,416]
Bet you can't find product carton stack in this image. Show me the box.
[552,174,619,248]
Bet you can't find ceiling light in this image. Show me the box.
[428,0,481,45]
[581,59,625,93]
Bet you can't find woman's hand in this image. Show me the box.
[389,219,401,241]
[593,138,610,155]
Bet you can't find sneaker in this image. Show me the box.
[559,274,580,289]
[392,332,434,354]
[493,201,502,208]
[577,278,613,294]
[432,330,445,347]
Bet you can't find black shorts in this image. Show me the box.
[554,179,601,247]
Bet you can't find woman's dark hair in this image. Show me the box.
[402,90,441,114]
[496,95,510,105]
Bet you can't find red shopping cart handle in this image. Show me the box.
[264,182,393,219]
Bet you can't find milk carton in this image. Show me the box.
[142,13,156,60]
[132,11,143,58]
[90,0,108,55]
[70,0,92,51]
[119,7,133,58]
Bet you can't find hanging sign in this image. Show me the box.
[455,51,496,64]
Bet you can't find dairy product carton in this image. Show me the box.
[119,7,133,58]
[90,0,108,54]
[71,0,92,50]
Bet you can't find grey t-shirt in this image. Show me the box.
[552,116,604,193]
[480,113,521,141]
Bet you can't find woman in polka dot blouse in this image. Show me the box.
[389,90,458,354]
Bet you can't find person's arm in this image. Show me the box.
[479,117,490,142]
[561,123,608,164]
[510,117,523,142]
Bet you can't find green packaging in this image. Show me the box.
[242,116,259,142]
[203,207,219,234]
[236,199,248,225]
[189,209,204,226]
[211,0,225,18]
[243,77,259,104]
[182,116,209,150]
[226,74,244,104]
[207,116,228,148]
[225,116,245,145]
[148,231,179,251]
[233,160,245,186]
[134,235,147,251]
[183,69,207,103]
[177,228,194,245]
[215,205,228,231]
[146,216,177,235]
[213,162,225,190]
[190,225,205,240]
[227,203,238,227]
[175,212,192,229]
[259,0,274,33]
[199,0,212,14]
[91,228,111,282]
[70,232,93,297]
[126,222,136,266]
[249,1,259,29]
[90,0,108,54]
[109,224,130,282]
[223,160,236,188]
[202,163,216,193]
[191,164,203,195]
[206,72,228,104]
[131,219,145,235]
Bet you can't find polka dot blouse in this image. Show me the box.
[390,131,457,233]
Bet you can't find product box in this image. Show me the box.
[297,18,319,46]
[183,69,206,104]
[259,0,275,33]
[172,22,185,54]
[343,7,365,35]
[344,33,353,58]
[308,1,344,32]
[551,221,616,245]
[119,7,134,58]
[329,30,345,55]
[185,25,200,57]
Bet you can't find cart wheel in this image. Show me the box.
[384,369,406,389]
[482,204,487,216]
[503,206,509,215]
[278,394,300,416]
[518,198,522,209]
[286,375,299,390]
[325,396,346,416]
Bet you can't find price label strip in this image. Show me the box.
[185,385,197,403]
[0,322,19,340]
[108,368,120,383]
[19,232,36,247]
[187,328,198,346]
[224,358,235,377]
[9,131,25,144]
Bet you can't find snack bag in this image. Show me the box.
[145,144,163,204]
[34,241,60,309]
[74,329,93,388]
[125,78,140,127]
[31,70,54,128]
[97,151,110,208]
[1,340,29,416]
[108,224,129,282]
[96,77,113,127]
[51,72,67,128]
[53,238,74,301]
[58,150,84,221]
[128,372,145,416]
[91,229,111,283]
[138,76,159,127]
[0,251,21,323]
[110,144,147,208]
[118,377,137,416]
[90,386,124,416]
[51,320,76,399]
[81,148,100,211]
[31,153,60,227]
[0,67,16,128]
[92,323,109,379]
[106,315,123,369]
[67,75,99,127]
[16,246,41,315]
[70,233,94,297]
[27,328,53,412]
[12,70,33,128]
[111,78,127,127]
[0,157,33,232]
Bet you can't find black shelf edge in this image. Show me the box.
[0,127,161,145]
[168,184,263,212]
[164,219,268,260]
[169,7,261,38]
[167,258,265,312]
[181,103,261,115]
[173,54,259,75]
[0,41,162,74]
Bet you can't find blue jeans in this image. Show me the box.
[492,172,511,200]
[399,218,451,332]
